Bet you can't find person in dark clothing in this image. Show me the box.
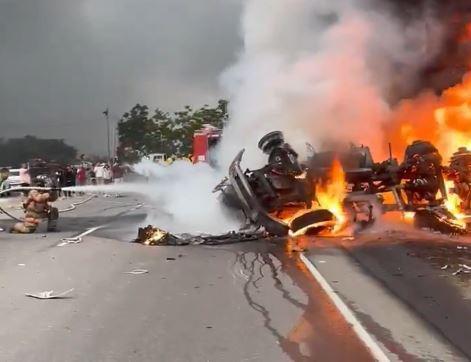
[64,166,76,197]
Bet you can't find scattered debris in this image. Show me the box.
[124,269,149,275]
[135,225,269,246]
[135,225,179,246]
[166,257,176,261]
[25,288,74,299]
[342,236,355,241]
[17,263,25,267]
[441,265,449,270]
[413,208,467,236]
[459,264,471,271]
[457,246,468,250]
[57,237,83,246]
[453,268,464,276]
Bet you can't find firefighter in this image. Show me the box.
[10,181,59,234]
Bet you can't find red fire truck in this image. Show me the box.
[192,124,222,164]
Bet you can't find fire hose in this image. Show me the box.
[0,187,95,222]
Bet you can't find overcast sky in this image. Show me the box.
[0,0,242,154]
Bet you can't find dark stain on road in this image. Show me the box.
[353,310,427,362]
[234,242,374,361]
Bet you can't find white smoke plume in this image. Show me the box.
[217,0,443,168]
[69,159,241,234]
[132,160,241,234]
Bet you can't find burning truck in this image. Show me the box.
[213,131,469,237]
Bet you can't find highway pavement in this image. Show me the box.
[0,195,469,361]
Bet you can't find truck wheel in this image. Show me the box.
[289,209,335,235]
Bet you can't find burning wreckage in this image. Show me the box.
[136,131,471,245]
[213,131,470,237]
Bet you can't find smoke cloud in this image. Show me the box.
[132,160,240,233]
[217,0,447,167]
[69,160,241,234]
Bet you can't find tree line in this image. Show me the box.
[117,99,228,162]
[0,136,77,167]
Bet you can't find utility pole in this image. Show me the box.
[103,107,111,161]
[114,122,118,159]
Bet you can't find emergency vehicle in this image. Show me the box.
[192,124,222,164]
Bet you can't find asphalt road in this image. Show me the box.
[0,195,469,361]
[0,195,372,362]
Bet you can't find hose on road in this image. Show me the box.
[0,193,96,222]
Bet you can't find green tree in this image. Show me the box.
[0,136,77,166]
[117,100,229,162]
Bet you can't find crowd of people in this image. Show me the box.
[1,161,126,198]
[56,162,126,195]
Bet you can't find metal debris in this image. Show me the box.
[124,269,149,275]
[452,266,471,276]
[57,237,83,246]
[413,208,467,236]
[453,268,463,276]
[135,225,269,246]
[25,288,74,299]
[135,225,179,246]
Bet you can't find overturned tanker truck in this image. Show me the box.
[213,131,468,237]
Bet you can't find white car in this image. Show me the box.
[6,169,22,187]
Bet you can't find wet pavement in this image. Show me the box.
[2,195,471,361]
[303,230,471,361]
[0,196,373,361]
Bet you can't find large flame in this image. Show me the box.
[444,180,468,225]
[275,159,348,236]
[387,72,471,161]
[386,22,471,161]
[315,159,347,233]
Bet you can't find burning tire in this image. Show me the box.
[289,209,336,236]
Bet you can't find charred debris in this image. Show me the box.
[136,131,471,246]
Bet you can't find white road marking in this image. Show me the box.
[299,253,390,362]
[57,202,143,246]
[75,225,105,238]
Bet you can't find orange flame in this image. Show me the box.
[386,21,471,161]
[444,180,468,227]
[387,72,471,161]
[275,159,348,236]
[315,159,347,233]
